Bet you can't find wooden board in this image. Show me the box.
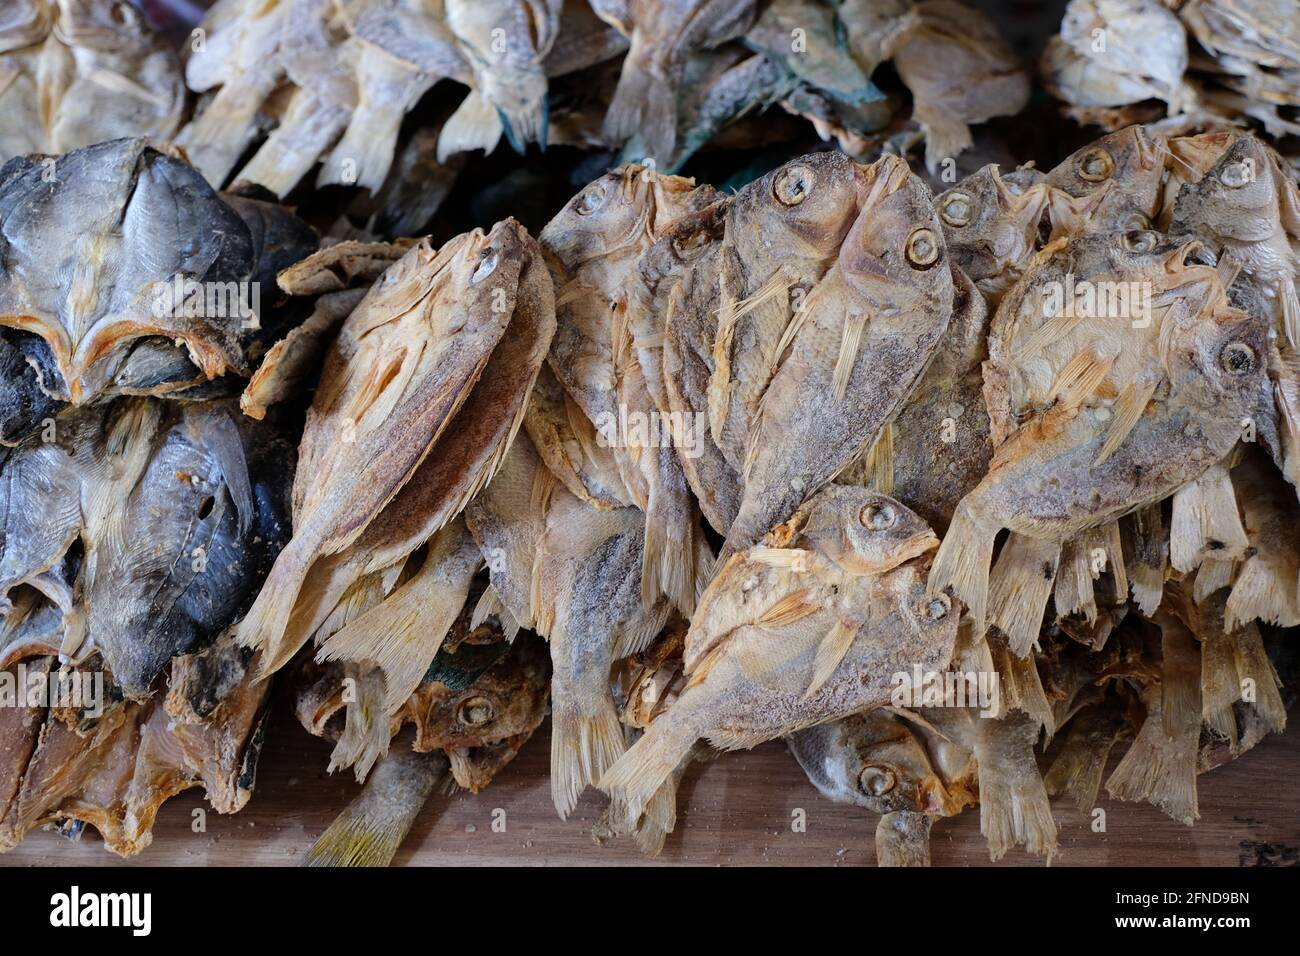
[1,706,1297,867]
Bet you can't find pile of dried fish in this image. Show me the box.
[172,0,1026,208]
[0,2,1297,868]
[1044,0,1300,142]
[0,137,317,854]
[177,119,1286,867]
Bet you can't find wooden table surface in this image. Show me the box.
[2,707,1297,867]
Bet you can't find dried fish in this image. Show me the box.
[0,0,184,158]
[601,485,955,817]
[723,155,954,555]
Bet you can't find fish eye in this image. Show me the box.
[671,229,710,261]
[471,248,499,283]
[905,228,940,268]
[1077,148,1115,183]
[859,502,897,531]
[1219,340,1256,374]
[1122,230,1159,253]
[575,184,606,216]
[773,165,815,206]
[457,696,495,727]
[1219,161,1253,189]
[940,192,973,227]
[920,594,951,620]
[858,766,896,797]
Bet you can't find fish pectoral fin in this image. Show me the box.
[803,616,862,699]
[832,309,868,402]
[1095,379,1156,466]
[756,589,819,628]
[1047,345,1113,410]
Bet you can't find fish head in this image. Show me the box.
[839,155,951,316]
[806,710,953,814]
[55,0,150,49]
[1172,134,1284,245]
[1166,302,1269,404]
[936,164,1049,281]
[797,485,938,575]
[419,632,550,751]
[730,151,871,261]
[1046,126,1166,232]
[541,165,696,271]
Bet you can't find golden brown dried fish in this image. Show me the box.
[601,485,955,817]
[237,220,553,676]
[532,485,671,817]
[1044,125,1169,238]
[937,228,1267,642]
[843,265,992,537]
[710,152,874,473]
[543,164,716,615]
[0,0,184,158]
[723,155,955,556]
[934,164,1051,306]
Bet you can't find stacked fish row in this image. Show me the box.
[166,0,1027,202]
[0,138,318,854]
[216,124,1292,865]
[1044,0,1300,143]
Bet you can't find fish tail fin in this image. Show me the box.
[236,535,316,677]
[1123,504,1167,614]
[875,810,933,867]
[1043,709,1125,814]
[177,81,267,185]
[804,617,860,699]
[327,667,393,782]
[304,750,448,867]
[976,716,1057,862]
[632,775,680,857]
[438,90,504,163]
[238,94,348,198]
[604,37,675,163]
[641,469,701,617]
[320,108,403,194]
[988,533,1059,657]
[316,526,478,715]
[927,499,995,636]
[919,112,972,176]
[1106,711,1200,826]
[599,715,697,820]
[550,696,628,820]
[1107,626,1201,825]
[1225,554,1300,631]
[1169,467,1248,573]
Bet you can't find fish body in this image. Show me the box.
[0,139,257,405]
[724,155,955,555]
[933,229,1268,636]
[601,486,955,817]
[0,0,184,158]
